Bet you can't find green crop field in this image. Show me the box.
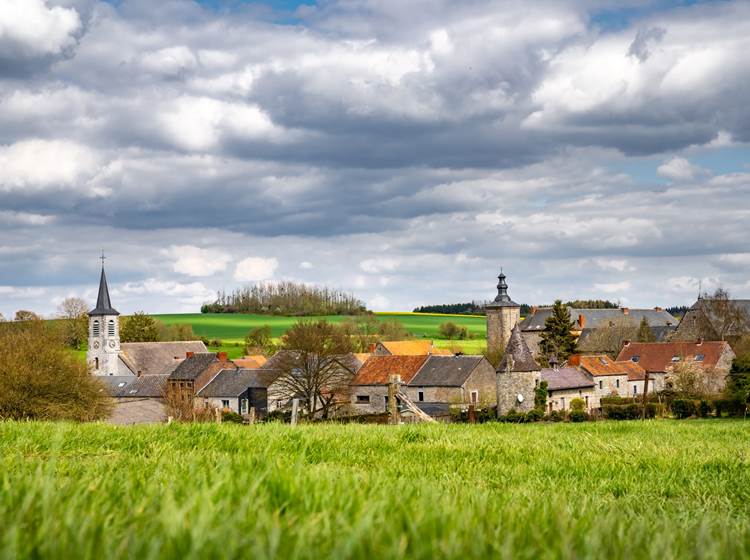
[1,420,749,559]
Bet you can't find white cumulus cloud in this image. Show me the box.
[167,245,231,277]
[657,157,709,181]
[0,0,80,56]
[234,256,278,282]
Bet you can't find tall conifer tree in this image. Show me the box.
[539,300,577,363]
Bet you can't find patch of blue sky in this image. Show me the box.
[591,0,723,32]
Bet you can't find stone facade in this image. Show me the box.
[591,374,629,408]
[628,373,665,397]
[496,370,540,414]
[88,314,121,376]
[350,385,389,415]
[487,306,521,354]
[406,358,497,407]
[546,388,593,412]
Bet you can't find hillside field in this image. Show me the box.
[1,420,749,559]
[154,312,489,356]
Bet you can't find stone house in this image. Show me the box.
[616,340,736,391]
[371,340,452,356]
[519,306,678,357]
[167,351,237,405]
[100,374,169,424]
[568,354,632,407]
[673,297,750,343]
[197,368,279,416]
[350,355,428,415]
[496,325,542,415]
[405,355,497,408]
[542,367,595,412]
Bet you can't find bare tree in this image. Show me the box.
[14,310,40,321]
[0,313,6,322]
[57,297,89,350]
[693,288,750,341]
[577,318,638,358]
[668,360,725,397]
[272,320,356,419]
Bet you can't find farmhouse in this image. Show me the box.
[197,368,278,416]
[87,265,206,376]
[568,354,647,405]
[543,367,595,412]
[350,355,428,414]
[167,351,237,404]
[405,355,497,408]
[616,340,736,390]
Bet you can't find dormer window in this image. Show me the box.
[671,356,680,362]
[93,320,100,337]
[108,320,115,337]
[631,356,640,363]
[695,354,705,362]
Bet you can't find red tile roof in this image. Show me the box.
[616,341,733,373]
[351,355,428,386]
[569,354,637,377]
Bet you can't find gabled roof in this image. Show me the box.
[541,368,595,391]
[520,307,678,331]
[409,355,486,387]
[616,341,734,373]
[376,340,450,356]
[233,355,268,369]
[168,352,218,380]
[615,360,648,381]
[89,267,119,316]
[99,374,169,398]
[119,341,208,376]
[568,354,632,377]
[498,325,539,372]
[351,355,428,386]
[198,368,279,398]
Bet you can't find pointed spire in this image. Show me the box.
[89,263,119,316]
[497,324,538,372]
[486,268,519,308]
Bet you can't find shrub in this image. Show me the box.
[600,396,636,406]
[500,409,525,423]
[714,398,747,418]
[570,398,586,412]
[671,399,697,419]
[569,410,588,422]
[698,400,713,418]
[264,409,291,423]
[222,410,244,424]
[209,339,222,347]
[549,410,566,422]
[525,408,543,423]
[602,403,643,420]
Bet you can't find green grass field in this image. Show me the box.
[1,420,749,559]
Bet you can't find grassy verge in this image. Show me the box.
[0,420,749,559]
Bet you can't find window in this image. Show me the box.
[585,396,589,408]
[535,379,539,388]
[633,385,637,395]
[117,382,127,388]
[560,397,565,410]
[616,379,620,389]
[107,320,115,337]
[671,355,680,362]
[631,356,640,363]
[221,399,230,409]
[356,395,370,403]
[418,391,424,402]
[470,390,479,404]
[695,354,705,362]
[240,399,248,414]
[599,357,608,365]
[598,380,603,390]
[95,357,99,370]
[93,320,100,337]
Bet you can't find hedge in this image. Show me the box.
[602,403,658,420]
[671,399,697,419]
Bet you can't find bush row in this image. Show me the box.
[670,398,747,419]
[602,403,660,420]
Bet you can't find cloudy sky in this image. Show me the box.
[1,0,749,317]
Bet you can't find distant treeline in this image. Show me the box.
[666,305,690,318]
[413,302,533,316]
[563,300,619,309]
[201,282,367,316]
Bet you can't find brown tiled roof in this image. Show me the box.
[377,340,451,356]
[616,341,733,373]
[233,355,268,369]
[353,353,372,365]
[351,355,428,386]
[569,354,632,377]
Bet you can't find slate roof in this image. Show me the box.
[89,267,119,316]
[99,374,169,398]
[498,325,539,372]
[616,341,734,373]
[520,307,678,331]
[409,355,485,387]
[577,325,676,348]
[681,298,750,336]
[541,368,595,391]
[415,402,452,417]
[351,355,428,385]
[168,352,218,380]
[198,368,279,398]
[120,341,208,376]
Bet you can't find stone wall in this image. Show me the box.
[546,388,593,411]
[591,374,629,408]
[350,385,389,415]
[486,307,521,354]
[496,370,540,415]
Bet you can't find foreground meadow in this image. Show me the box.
[1,420,749,559]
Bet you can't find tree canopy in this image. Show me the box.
[121,312,159,342]
[539,300,577,364]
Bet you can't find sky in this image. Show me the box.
[0,0,749,318]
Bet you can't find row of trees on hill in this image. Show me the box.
[201,282,366,316]
[413,299,624,317]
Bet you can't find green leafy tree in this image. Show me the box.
[539,300,577,364]
[378,319,410,341]
[438,322,467,340]
[57,297,89,350]
[244,325,276,356]
[534,380,548,411]
[726,357,750,404]
[636,317,656,343]
[120,312,159,342]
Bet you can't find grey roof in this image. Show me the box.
[485,271,520,309]
[409,355,484,387]
[99,374,169,398]
[498,324,539,372]
[198,368,279,398]
[687,298,750,336]
[120,341,208,376]
[577,325,676,347]
[519,307,678,331]
[89,267,119,316]
[541,368,594,391]
[414,402,451,417]
[168,352,217,380]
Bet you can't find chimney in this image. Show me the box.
[696,338,703,346]
[622,340,631,348]
[186,351,194,358]
[578,314,586,329]
[654,307,663,312]
[622,307,630,315]
[217,351,228,362]
[531,306,538,314]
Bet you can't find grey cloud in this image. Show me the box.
[628,26,666,61]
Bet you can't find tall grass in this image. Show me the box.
[1,421,749,559]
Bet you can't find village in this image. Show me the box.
[87,264,747,425]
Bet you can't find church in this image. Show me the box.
[87,264,207,377]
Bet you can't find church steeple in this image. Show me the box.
[490,269,519,307]
[89,266,119,316]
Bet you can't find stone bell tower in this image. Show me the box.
[87,254,121,376]
[485,269,521,354]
